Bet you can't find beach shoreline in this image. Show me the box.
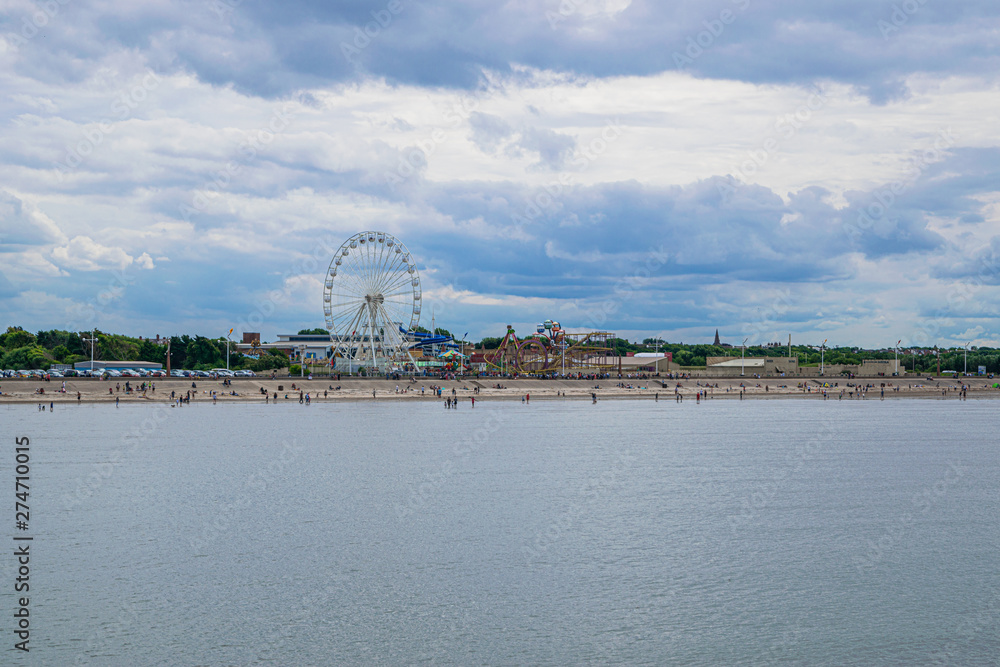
[0,376,993,405]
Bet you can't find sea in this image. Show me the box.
[1,398,997,665]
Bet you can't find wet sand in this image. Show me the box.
[0,376,994,404]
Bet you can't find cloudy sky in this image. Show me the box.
[1,0,998,347]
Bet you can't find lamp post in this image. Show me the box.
[741,337,748,377]
[225,328,233,371]
[964,341,971,375]
[820,339,827,376]
[895,339,901,375]
[83,329,98,375]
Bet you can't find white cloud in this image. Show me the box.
[51,236,137,271]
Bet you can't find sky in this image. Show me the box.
[1,0,998,348]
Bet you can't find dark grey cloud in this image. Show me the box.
[3,1,997,101]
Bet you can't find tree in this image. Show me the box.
[1,328,36,350]
[1,345,50,370]
[298,328,327,335]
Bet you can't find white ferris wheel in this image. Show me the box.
[323,231,421,372]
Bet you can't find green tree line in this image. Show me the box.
[0,327,289,372]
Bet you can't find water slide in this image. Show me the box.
[399,325,459,350]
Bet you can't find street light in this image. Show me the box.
[964,341,971,375]
[820,339,827,376]
[895,339,901,376]
[82,329,98,375]
[741,337,748,377]
[225,328,233,371]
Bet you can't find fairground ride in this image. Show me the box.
[482,320,616,374]
[323,231,421,373]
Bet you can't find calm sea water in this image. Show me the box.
[2,398,998,665]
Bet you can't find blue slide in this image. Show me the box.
[399,325,460,350]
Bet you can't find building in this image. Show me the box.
[137,335,169,345]
[861,359,902,375]
[705,356,800,376]
[233,334,328,360]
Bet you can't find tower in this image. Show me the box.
[714,329,721,346]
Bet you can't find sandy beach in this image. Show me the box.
[1,375,995,404]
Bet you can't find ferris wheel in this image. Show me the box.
[323,231,421,372]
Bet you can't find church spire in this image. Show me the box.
[714,329,721,346]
